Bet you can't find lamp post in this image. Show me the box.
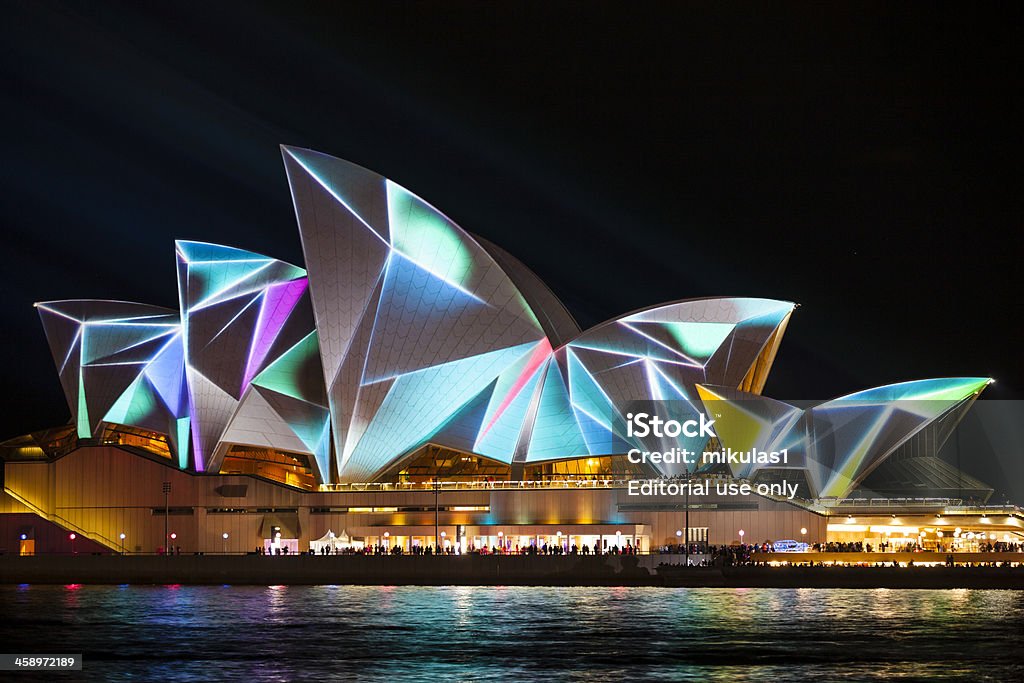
[222,532,229,554]
[383,531,390,552]
[69,532,76,555]
[119,532,126,554]
[162,482,171,554]
[433,479,440,554]
[685,465,690,566]
[738,529,745,545]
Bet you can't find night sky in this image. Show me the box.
[2,2,1021,443]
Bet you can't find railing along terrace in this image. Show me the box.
[823,498,1022,516]
[822,497,964,508]
[318,479,635,492]
[317,471,756,493]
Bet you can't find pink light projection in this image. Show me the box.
[241,278,308,392]
[478,337,552,440]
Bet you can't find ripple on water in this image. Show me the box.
[0,586,1022,682]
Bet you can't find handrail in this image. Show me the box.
[819,497,1022,516]
[822,496,965,507]
[4,486,121,552]
[317,479,633,492]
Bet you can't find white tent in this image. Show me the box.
[309,529,361,554]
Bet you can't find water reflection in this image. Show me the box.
[0,586,1021,681]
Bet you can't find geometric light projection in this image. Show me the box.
[695,384,804,479]
[283,148,550,482]
[35,147,992,492]
[698,377,993,499]
[35,300,188,463]
[218,331,331,481]
[283,147,797,481]
[539,297,797,476]
[175,241,315,473]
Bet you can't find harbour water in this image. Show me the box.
[0,585,1021,681]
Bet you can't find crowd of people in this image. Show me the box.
[262,541,648,556]
[255,539,1024,558]
[659,543,1024,568]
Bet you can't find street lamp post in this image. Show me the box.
[222,532,229,554]
[685,466,690,566]
[69,532,76,555]
[119,532,126,554]
[433,479,440,553]
[162,482,171,554]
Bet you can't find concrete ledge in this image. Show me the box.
[1,554,1022,588]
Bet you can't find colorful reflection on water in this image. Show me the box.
[0,585,1022,681]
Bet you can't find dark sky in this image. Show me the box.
[2,1,1021,441]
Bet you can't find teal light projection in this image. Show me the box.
[36,300,188,462]
[699,378,993,499]
[176,241,318,474]
[35,149,993,492]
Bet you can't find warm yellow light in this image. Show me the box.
[869,525,919,535]
[827,524,868,532]
[800,528,807,535]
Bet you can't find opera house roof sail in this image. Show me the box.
[32,147,992,497]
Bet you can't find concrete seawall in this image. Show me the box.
[1,554,1022,588]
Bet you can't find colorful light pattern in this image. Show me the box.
[697,378,992,498]
[36,300,187,455]
[34,148,991,492]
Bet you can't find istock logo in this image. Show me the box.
[625,412,717,439]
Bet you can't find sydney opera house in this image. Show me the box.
[1,147,1019,556]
